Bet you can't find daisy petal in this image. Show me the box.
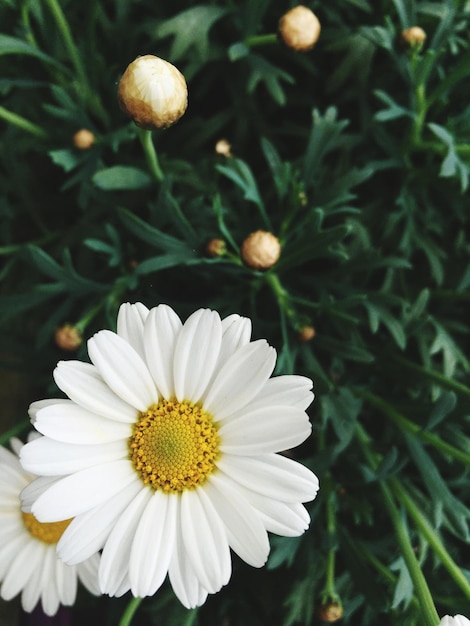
[169,513,209,609]
[206,473,269,567]
[77,553,101,596]
[20,437,127,476]
[218,405,312,455]
[204,340,276,420]
[117,302,150,360]
[1,540,39,600]
[35,403,132,444]
[144,304,182,399]
[31,460,137,521]
[56,560,77,605]
[28,399,65,424]
[217,453,319,503]
[54,361,136,422]
[40,548,60,616]
[174,309,222,403]
[21,548,45,612]
[180,488,231,594]
[218,314,252,364]
[20,475,63,513]
[58,479,142,565]
[88,330,158,410]
[244,490,310,536]
[100,488,151,596]
[250,375,314,412]
[130,491,177,596]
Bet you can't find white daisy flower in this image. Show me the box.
[0,436,101,616]
[439,617,470,626]
[20,303,319,608]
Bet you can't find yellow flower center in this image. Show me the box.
[22,512,72,544]
[129,399,220,493]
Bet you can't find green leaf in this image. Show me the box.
[0,34,67,70]
[92,166,152,191]
[428,123,469,191]
[228,42,249,61]
[48,149,83,173]
[246,54,294,106]
[374,90,414,122]
[118,208,194,255]
[154,6,228,61]
[391,556,414,609]
[260,137,290,200]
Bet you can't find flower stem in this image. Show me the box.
[119,597,143,626]
[390,478,470,600]
[354,388,470,467]
[244,33,278,48]
[0,106,48,139]
[390,355,470,399]
[138,128,164,183]
[0,421,30,446]
[355,424,441,626]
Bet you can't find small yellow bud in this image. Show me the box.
[54,325,82,351]
[72,128,95,149]
[299,325,316,342]
[401,26,427,48]
[241,230,281,270]
[206,238,226,258]
[298,190,308,207]
[278,6,321,52]
[318,602,343,622]
[117,55,188,130]
[215,138,233,158]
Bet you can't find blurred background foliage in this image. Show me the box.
[1,0,470,624]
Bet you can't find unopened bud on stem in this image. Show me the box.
[118,55,188,130]
[241,230,281,270]
[278,6,321,52]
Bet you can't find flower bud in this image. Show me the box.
[72,128,95,149]
[117,55,188,130]
[278,6,321,52]
[318,602,343,622]
[401,26,427,49]
[298,325,316,342]
[206,238,226,258]
[54,325,82,351]
[215,139,232,158]
[241,230,281,270]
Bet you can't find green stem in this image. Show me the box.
[0,421,30,446]
[355,424,440,626]
[44,0,88,87]
[244,33,278,48]
[0,106,48,139]
[322,475,340,603]
[390,355,470,399]
[118,596,143,626]
[138,128,164,183]
[354,388,470,467]
[391,479,470,600]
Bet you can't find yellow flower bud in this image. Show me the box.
[54,325,82,351]
[215,139,233,158]
[206,238,226,258]
[241,230,281,270]
[318,602,343,622]
[299,325,316,342]
[401,26,427,48]
[72,128,95,149]
[117,55,188,130]
[278,6,321,52]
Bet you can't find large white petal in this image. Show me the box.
[203,340,276,420]
[218,405,312,455]
[169,507,209,609]
[243,490,310,536]
[54,361,137,422]
[205,473,269,567]
[247,375,314,412]
[117,302,150,360]
[58,478,142,565]
[20,437,127,476]
[99,488,152,596]
[39,547,60,616]
[0,533,28,580]
[130,490,177,596]
[218,314,252,364]
[20,475,63,513]
[144,304,182,399]
[216,453,319,503]
[88,331,158,410]
[31,459,137,522]
[34,402,132,444]
[20,544,46,612]
[28,399,65,424]
[56,559,77,606]
[180,488,231,594]
[173,309,222,403]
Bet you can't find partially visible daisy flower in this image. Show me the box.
[439,617,470,626]
[0,436,101,616]
[21,303,319,608]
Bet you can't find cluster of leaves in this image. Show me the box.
[1,0,470,625]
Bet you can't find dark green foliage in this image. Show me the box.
[1,0,470,624]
